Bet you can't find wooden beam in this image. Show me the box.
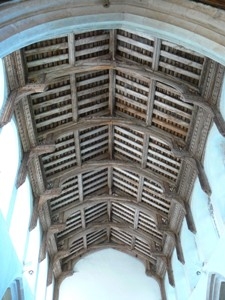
[174,233,185,265]
[152,38,161,71]
[53,250,70,266]
[48,159,174,190]
[16,152,29,188]
[185,157,212,196]
[39,232,47,263]
[108,124,114,160]
[137,176,144,202]
[0,83,47,127]
[16,143,56,188]
[109,30,116,116]
[65,222,162,247]
[55,194,169,223]
[63,195,159,222]
[167,257,175,287]
[47,260,53,286]
[146,80,156,126]
[68,33,78,123]
[211,105,225,137]
[43,117,185,155]
[29,198,39,231]
[184,201,196,234]
[41,59,199,93]
[108,166,113,195]
[38,182,62,209]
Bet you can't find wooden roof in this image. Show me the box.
[2,28,225,289]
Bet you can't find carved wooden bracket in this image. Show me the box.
[29,198,39,231]
[181,91,225,137]
[47,260,53,286]
[0,83,47,127]
[184,201,196,234]
[39,223,66,263]
[157,218,185,265]
[16,143,56,188]
[185,157,212,196]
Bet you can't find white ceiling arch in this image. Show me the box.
[0,0,225,64]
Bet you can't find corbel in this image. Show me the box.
[0,83,47,127]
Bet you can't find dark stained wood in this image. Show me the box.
[192,0,225,10]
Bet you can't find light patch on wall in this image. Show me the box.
[0,120,20,220]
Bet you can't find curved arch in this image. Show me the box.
[50,160,172,189]
[65,222,161,248]
[67,243,156,270]
[0,0,225,63]
[59,248,161,300]
[46,117,184,153]
[44,61,200,92]
[61,195,168,223]
[1,1,225,64]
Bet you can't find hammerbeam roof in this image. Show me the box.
[2,28,224,286]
